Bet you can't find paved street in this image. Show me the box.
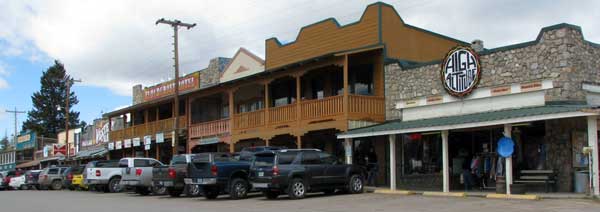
[0,190,598,212]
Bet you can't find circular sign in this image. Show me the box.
[497,137,515,158]
[440,46,481,97]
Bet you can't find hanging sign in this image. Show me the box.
[144,144,151,150]
[144,135,152,145]
[156,133,164,143]
[124,139,132,148]
[116,141,123,150]
[440,46,481,97]
[108,142,115,150]
[133,137,141,147]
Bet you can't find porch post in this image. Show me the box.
[264,83,269,126]
[228,90,235,153]
[587,116,599,196]
[344,138,352,164]
[389,135,396,190]
[442,130,449,193]
[504,124,513,195]
[343,54,349,119]
[297,135,302,149]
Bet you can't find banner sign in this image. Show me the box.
[133,137,141,147]
[108,142,115,150]
[124,139,132,148]
[440,46,481,97]
[53,144,66,156]
[144,144,151,150]
[96,122,110,143]
[16,132,36,150]
[116,141,122,150]
[143,72,199,101]
[144,135,152,145]
[156,133,164,143]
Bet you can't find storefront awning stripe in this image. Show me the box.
[16,160,40,168]
[338,104,599,139]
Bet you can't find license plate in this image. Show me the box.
[159,181,173,186]
[184,178,192,184]
[252,183,268,188]
[258,172,264,177]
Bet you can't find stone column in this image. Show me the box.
[442,130,449,193]
[587,116,599,196]
[389,135,397,190]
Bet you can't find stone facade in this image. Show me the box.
[544,117,587,192]
[384,24,600,120]
[199,57,231,88]
[132,84,143,105]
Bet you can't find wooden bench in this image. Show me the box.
[513,170,557,192]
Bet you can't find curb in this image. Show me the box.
[422,191,466,197]
[373,189,415,195]
[486,193,540,200]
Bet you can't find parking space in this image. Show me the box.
[1,190,598,212]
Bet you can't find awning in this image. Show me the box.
[73,147,108,160]
[16,160,40,169]
[40,156,64,162]
[338,104,600,139]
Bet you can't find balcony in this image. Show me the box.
[109,116,187,142]
[189,118,230,139]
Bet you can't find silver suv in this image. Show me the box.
[38,166,70,190]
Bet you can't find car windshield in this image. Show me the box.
[170,155,187,165]
[253,155,274,167]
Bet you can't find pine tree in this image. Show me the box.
[22,60,83,138]
[0,135,8,150]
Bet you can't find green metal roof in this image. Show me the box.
[339,104,597,138]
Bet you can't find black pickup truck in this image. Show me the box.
[152,154,201,197]
[249,149,366,199]
[184,152,251,199]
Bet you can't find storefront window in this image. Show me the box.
[402,134,442,175]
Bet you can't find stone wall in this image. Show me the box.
[199,57,231,88]
[544,117,587,192]
[131,84,143,105]
[384,25,600,120]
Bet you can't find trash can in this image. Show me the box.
[574,171,589,193]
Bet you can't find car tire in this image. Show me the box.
[185,185,201,197]
[263,190,279,200]
[19,185,28,190]
[167,187,183,197]
[152,185,167,195]
[68,186,75,191]
[108,177,121,193]
[136,187,151,196]
[51,180,62,190]
[203,186,219,200]
[229,178,248,199]
[288,178,306,199]
[347,174,364,194]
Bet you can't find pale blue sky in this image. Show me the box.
[1,0,599,140]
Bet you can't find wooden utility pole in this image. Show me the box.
[64,76,81,160]
[156,18,195,156]
[5,107,26,146]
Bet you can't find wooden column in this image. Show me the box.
[296,135,302,149]
[295,75,302,140]
[171,100,177,156]
[228,90,235,153]
[343,54,349,119]
[186,97,191,154]
[442,130,449,193]
[156,107,160,161]
[144,110,149,157]
[265,82,270,127]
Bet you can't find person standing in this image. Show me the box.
[366,147,378,186]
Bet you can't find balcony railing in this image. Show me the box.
[269,103,297,124]
[109,116,187,142]
[234,109,265,129]
[301,95,343,120]
[189,118,230,138]
[348,95,385,117]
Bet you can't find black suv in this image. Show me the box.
[249,149,365,199]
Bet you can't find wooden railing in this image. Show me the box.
[109,116,187,142]
[269,104,297,124]
[234,109,265,129]
[300,95,343,120]
[349,95,385,116]
[189,118,230,138]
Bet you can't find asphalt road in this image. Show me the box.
[0,190,598,212]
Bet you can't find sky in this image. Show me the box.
[0,0,599,140]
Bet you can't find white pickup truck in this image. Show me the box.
[83,160,123,192]
[119,157,164,195]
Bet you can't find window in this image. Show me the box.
[253,155,275,167]
[301,151,321,165]
[319,152,336,165]
[170,155,188,165]
[47,168,58,175]
[118,159,129,168]
[277,152,299,165]
[134,159,151,167]
[350,64,374,95]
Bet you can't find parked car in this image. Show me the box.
[238,146,283,161]
[9,174,27,190]
[63,165,85,190]
[184,152,252,199]
[249,149,365,199]
[38,166,70,190]
[2,170,24,190]
[153,154,201,197]
[83,160,122,192]
[25,170,42,190]
[119,157,165,195]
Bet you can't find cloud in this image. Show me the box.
[0,62,8,89]
[0,0,598,96]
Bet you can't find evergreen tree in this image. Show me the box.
[0,135,8,150]
[22,60,83,138]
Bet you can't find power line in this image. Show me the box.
[5,107,26,146]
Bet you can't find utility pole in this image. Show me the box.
[6,107,26,147]
[156,18,196,156]
[63,76,81,161]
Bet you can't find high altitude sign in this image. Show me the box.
[440,46,481,97]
